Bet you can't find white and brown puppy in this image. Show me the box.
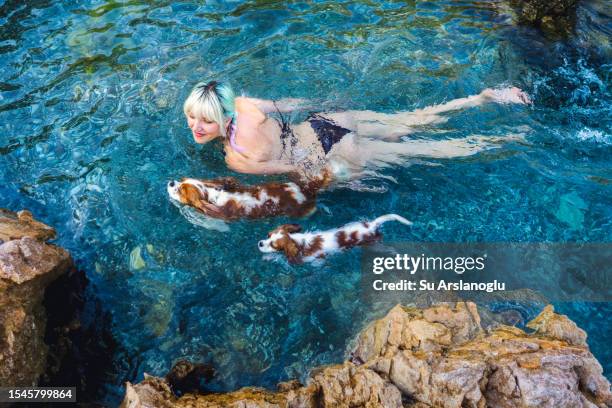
[259,214,412,263]
[167,175,328,221]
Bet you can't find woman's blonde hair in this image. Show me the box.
[183,81,236,138]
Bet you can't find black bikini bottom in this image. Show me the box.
[307,113,351,155]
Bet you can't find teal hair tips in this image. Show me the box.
[217,82,236,118]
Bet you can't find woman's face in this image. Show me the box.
[186,112,221,144]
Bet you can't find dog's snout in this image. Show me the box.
[168,181,176,188]
[258,240,264,248]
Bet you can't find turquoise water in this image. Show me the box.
[1,0,610,404]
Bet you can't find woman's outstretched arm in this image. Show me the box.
[240,96,311,114]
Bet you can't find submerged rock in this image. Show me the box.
[554,192,587,230]
[0,210,71,386]
[165,359,215,396]
[509,0,580,35]
[130,246,147,270]
[121,302,612,407]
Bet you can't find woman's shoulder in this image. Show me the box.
[235,96,267,123]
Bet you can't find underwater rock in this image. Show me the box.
[165,359,215,396]
[0,210,71,386]
[473,288,549,329]
[129,246,147,270]
[554,191,587,230]
[509,0,580,36]
[121,302,612,408]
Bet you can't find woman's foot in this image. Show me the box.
[481,87,532,104]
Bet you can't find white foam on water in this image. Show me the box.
[575,128,612,145]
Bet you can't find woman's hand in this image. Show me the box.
[480,87,532,105]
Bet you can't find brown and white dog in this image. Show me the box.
[167,174,329,220]
[258,214,412,263]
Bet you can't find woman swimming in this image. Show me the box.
[183,81,531,182]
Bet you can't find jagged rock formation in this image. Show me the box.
[121,302,612,408]
[0,209,71,386]
[0,209,56,242]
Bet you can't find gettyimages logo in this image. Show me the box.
[360,243,611,302]
[372,253,486,275]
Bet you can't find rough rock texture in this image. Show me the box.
[122,376,288,408]
[509,0,579,35]
[0,209,71,386]
[121,302,612,408]
[526,304,587,346]
[0,209,56,242]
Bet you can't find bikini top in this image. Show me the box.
[227,114,246,153]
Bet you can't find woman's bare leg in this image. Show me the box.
[322,87,531,140]
[357,134,526,170]
[327,132,526,180]
[323,109,447,140]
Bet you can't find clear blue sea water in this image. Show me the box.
[0,0,610,404]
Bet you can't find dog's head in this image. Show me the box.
[167,177,241,204]
[168,177,242,219]
[258,224,303,262]
[168,179,208,206]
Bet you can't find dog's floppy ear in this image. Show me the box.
[280,237,302,264]
[281,224,302,234]
[180,183,205,205]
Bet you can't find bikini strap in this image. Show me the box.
[273,101,292,139]
[227,114,247,153]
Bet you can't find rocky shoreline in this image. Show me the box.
[0,209,113,404]
[0,209,72,386]
[1,209,611,407]
[122,302,612,408]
